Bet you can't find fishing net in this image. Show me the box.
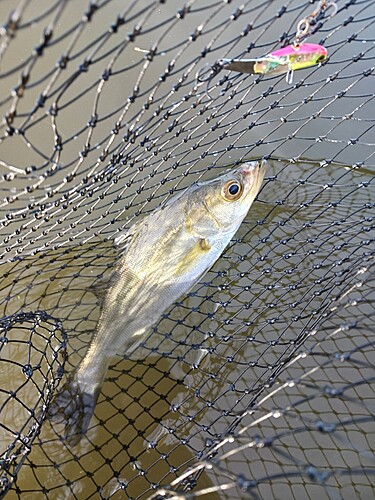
[0,0,374,498]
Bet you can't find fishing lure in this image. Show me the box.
[219,43,328,83]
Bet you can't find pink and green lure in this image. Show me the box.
[219,43,328,83]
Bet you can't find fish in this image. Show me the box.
[219,43,328,82]
[48,160,267,445]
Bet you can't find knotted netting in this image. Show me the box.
[0,0,374,498]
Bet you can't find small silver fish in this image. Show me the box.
[48,160,267,444]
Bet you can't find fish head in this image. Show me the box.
[191,160,267,234]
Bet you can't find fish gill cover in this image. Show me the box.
[0,0,374,498]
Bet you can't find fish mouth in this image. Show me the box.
[239,159,267,180]
[238,159,267,197]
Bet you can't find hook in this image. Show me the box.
[196,61,225,100]
[325,1,338,20]
[286,68,294,85]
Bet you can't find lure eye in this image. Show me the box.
[316,54,326,62]
[222,180,244,201]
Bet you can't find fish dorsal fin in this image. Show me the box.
[114,219,143,256]
[89,221,142,306]
[114,228,133,249]
[159,186,190,209]
[114,188,191,252]
[87,277,111,307]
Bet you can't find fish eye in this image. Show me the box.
[222,179,244,201]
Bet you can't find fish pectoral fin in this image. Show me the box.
[199,237,211,251]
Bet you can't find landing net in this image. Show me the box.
[0,0,374,498]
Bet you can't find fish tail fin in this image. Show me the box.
[48,373,100,445]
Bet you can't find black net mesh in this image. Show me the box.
[151,256,375,499]
[0,0,374,498]
[0,311,66,495]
